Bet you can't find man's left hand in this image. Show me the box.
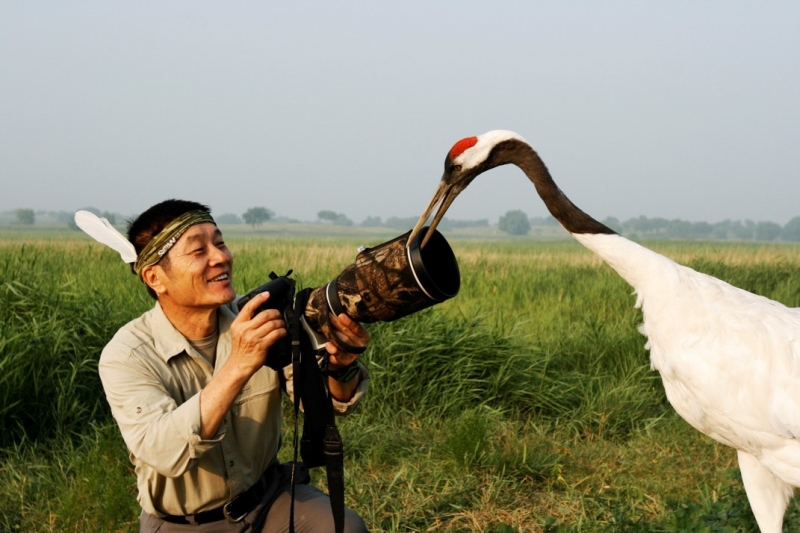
[325,313,369,369]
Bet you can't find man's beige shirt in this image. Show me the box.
[99,301,368,517]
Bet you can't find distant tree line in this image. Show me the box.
[206,208,800,242]
[599,215,800,242]
[15,208,35,225]
[490,210,800,241]
[6,206,800,243]
[360,216,489,231]
[219,210,489,231]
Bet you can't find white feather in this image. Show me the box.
[74,210,137,263]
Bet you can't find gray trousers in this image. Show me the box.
[139,472,367,532]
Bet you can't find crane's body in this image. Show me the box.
[408,130,800,531]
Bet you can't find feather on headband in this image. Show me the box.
[74,210,137,263]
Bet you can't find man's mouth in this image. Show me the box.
[209,273,230,283]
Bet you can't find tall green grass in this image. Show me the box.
[2,233,800,531]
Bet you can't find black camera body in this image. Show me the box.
[237,274,295,315]
[237,273,297,370]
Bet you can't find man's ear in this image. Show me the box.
[141,265,167,297]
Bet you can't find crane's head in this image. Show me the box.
[408,130,527,247]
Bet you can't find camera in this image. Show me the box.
[236,273,298,370]
[237,274,295,315]
[240,226,460,368]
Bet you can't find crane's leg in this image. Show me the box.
[737,450,792,533]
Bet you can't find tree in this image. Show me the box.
[650,217,669,234]
[601,216,622,233]
[216,213,242,225]
[711,220,732,240]
[731,219,755,240]
[666,219,692,239]
[317,210,338,223]
[15,208,35,225]
[629,215,653,234]
[242,207,274,227]
[317,210,353,226]
[691,221,713,239]
[782,216,800,242]
[438,218,489,229]
[384,216,419,229]
[754,221,781,242]
[498,210,531,235]
[360,216,382,227]
[530,215,559,226]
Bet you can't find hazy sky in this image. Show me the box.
[2,2,799,225]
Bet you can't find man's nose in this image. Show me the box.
[209,246,230,264]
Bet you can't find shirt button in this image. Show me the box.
[229,460,235,468]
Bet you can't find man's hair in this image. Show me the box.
[127,199,212,299]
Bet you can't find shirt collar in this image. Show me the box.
[149,300,238,364]
[150,302,192,363]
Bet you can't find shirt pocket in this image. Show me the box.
[234,367,280,408]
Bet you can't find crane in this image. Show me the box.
[407,130,800,532]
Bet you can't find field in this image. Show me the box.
[2,228,800,532]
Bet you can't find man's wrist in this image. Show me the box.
[324,359,361,383]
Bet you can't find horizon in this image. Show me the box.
[3,205,797,230]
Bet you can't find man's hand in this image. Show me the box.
[325,313,369,368]
[199,292,287,440]
[228,291,288,376]
[325,313,369,402]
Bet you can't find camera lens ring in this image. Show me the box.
[406,227,460,302]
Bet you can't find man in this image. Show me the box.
[99,199,370,532]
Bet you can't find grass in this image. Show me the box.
[1,230,800,531]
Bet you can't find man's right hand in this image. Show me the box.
[199,292,288,440]
[228,292,288,377]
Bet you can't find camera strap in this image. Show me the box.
[288,287,345,533]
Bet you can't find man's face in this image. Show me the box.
[153,222,235,310]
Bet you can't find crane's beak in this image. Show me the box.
[407,179,459,248]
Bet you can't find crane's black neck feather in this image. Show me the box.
[486,139,616,236]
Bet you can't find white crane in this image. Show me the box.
[407,130,800,532]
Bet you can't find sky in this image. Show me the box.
[1,2,799,225]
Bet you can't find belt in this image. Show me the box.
[159,465,274,525]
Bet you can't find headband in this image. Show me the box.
[133,210,216,276]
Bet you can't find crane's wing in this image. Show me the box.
[643,267,800,448]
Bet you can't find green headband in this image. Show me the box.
[133,210,216,276]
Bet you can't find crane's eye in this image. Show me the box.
[449,164,462,173]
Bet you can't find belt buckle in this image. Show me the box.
[223,499,247,523]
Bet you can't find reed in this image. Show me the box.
[2,233,799,531]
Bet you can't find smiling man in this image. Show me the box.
[99,199,369,532]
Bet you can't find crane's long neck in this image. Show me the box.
[491,139,672,290]
[492,139,615,235]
